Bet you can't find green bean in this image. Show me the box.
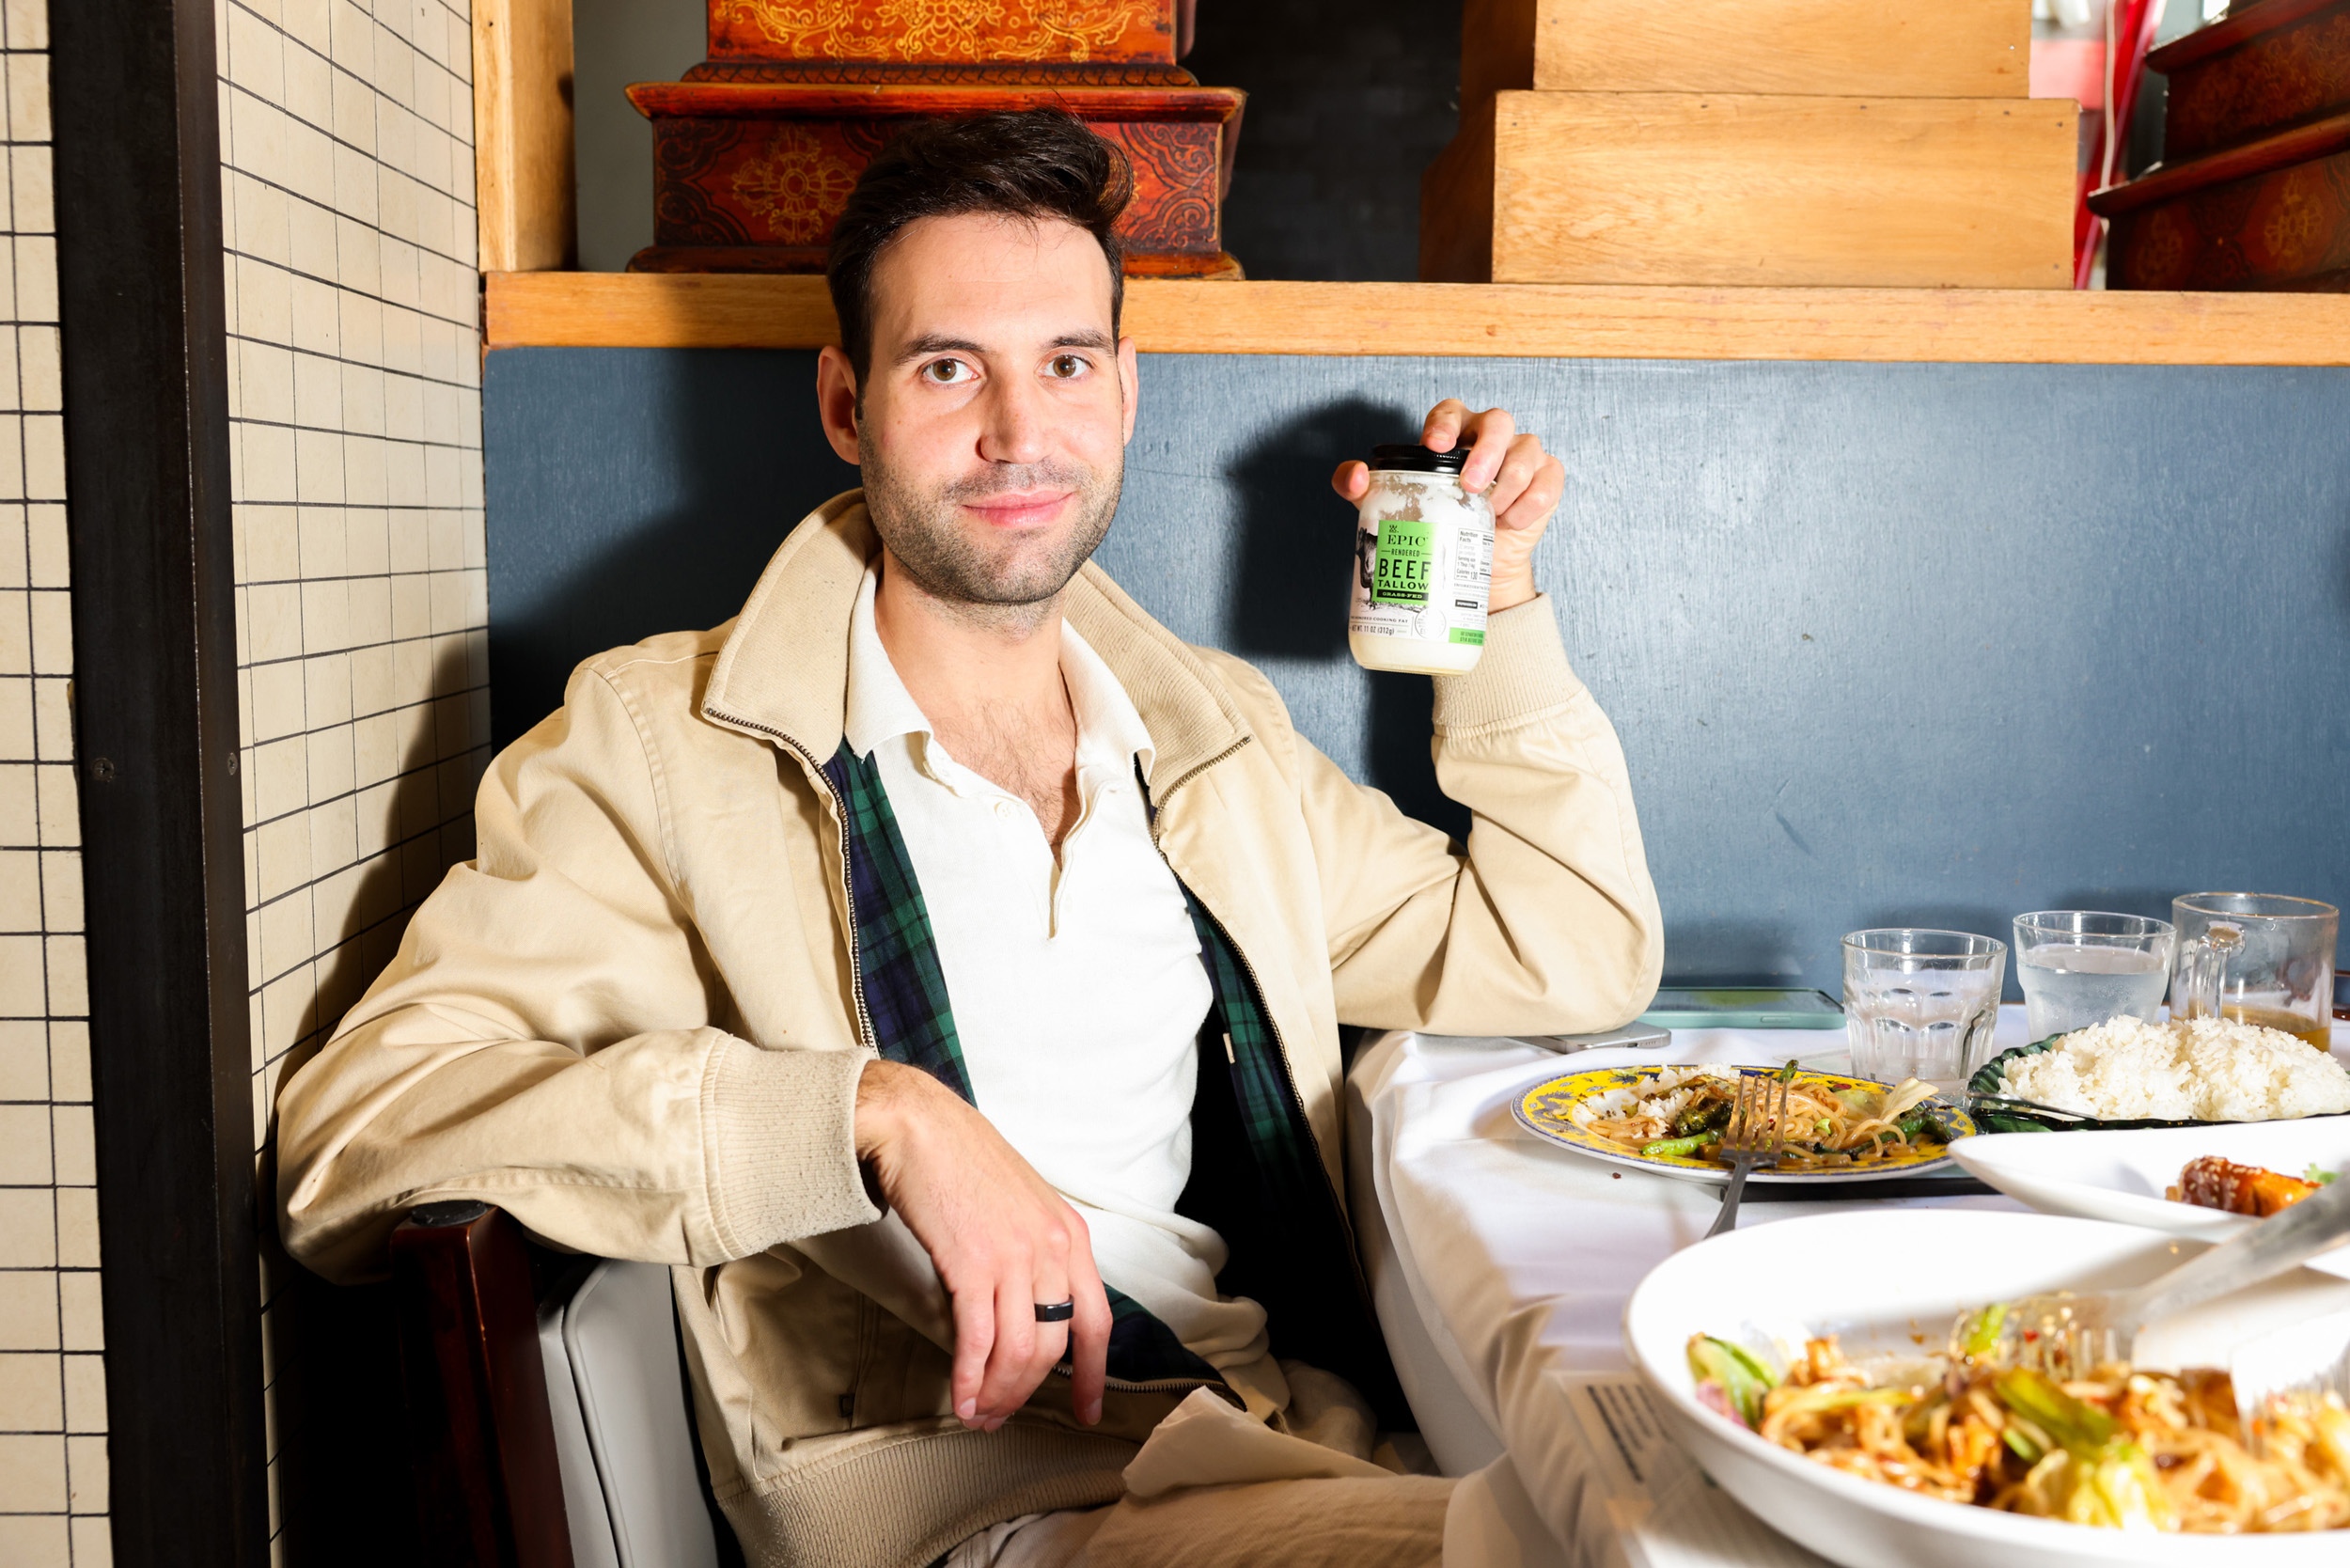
[1640,1131,1719,1158]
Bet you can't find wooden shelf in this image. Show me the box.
[483,271,2350,365]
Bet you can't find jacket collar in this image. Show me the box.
[701,490,1252,794]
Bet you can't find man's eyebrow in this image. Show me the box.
[894,333,987,365]
[892,328,1115,365]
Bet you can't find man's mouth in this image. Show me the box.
[961,489,1074,530]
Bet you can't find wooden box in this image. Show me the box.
[628,83,1240,274]
[2156,0,2350,163]
[1458,0,2029,103]
[703,0,1177,69]
[2092,115,2350,290]
[626,0,1243,275]
[1422,91,2076,288]
[2090,0,2350,290]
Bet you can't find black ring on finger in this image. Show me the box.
[1034,1299,1075,1323]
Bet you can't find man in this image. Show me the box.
[278,111,1661,1567]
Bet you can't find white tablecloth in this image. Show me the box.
[1352,1009,2350,1564]
[1350,1010,2048,1564]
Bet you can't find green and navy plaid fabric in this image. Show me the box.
[1185,890,1405,1421]
[1185,897,1316,1168]
[1106,1290,1221,1384]
[822,741,974,1103]
[824,739,1216,1386]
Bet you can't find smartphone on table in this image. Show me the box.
[1637,987,1844,1031]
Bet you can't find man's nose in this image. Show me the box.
[976,373,1052,468]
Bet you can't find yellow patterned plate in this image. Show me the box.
[1512,1063,1977,1184]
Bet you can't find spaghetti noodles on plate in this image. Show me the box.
[1690,1332,2350,1533]
[1571,1064,1948,1169]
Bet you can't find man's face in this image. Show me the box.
[822,212,1138,613]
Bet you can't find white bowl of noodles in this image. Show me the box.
[1623,1209,2350,1567]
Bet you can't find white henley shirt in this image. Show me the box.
[843,570,1273,1376]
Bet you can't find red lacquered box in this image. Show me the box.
[2092,0,2350,290]
[626,1,1245,277]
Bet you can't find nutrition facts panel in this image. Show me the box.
[1451,525,1491,610]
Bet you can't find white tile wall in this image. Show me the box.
[214,0,486,1555]
[0,2,107,1562]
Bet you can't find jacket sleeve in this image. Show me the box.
[274,665,880,1285]
[1304,595,1664,1036]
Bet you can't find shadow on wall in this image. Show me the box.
[262,635,488,1567]
[487,351,859,748]
[1222,393,1469,840]
[2335,507,2350,617]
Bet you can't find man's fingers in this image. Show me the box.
[1459,408,1516,494]
[976,1275,1042,1427]
[1069,1265,1112,1427]
[949,1285,995,1426]
[1487,434,1549,520]
[1499,454,1566,533]
[1420,398,1471,453]
[1329,458,1370,501]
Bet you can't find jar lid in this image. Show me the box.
[1369,442,1468,475]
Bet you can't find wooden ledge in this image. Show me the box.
[484,272,2350,366]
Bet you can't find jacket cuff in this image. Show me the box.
[703,1036,882,1258]
[1431,594,1585,735]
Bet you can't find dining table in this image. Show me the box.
[1345,1006,2350,1567]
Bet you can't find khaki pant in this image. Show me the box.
[946,1474,1456,1568]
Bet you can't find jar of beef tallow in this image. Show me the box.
[1348,442,1494,675]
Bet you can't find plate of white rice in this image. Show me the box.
[1969,1014,2350,1130]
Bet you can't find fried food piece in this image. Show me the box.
[2169,1155,2320,1216]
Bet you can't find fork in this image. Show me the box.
[1966,1173,2350,1391]
[1705,1073,1789,1239]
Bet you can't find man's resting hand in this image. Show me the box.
[854,1059,1111,1430]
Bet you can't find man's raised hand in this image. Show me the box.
[1327,399,1566,613]
[853,1059,1111,1430]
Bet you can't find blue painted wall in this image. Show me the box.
[483,347,2350,995]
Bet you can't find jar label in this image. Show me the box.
[1351,498,1492,650]
[1371,518,1434,605]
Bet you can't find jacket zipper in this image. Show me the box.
[1145,745,1384,1316]
[702,707,876,1055]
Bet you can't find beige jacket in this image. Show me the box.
[275,493,1662,1567]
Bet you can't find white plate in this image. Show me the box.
[1623,1209,2350,1568]
[1950,1121,2350,1243]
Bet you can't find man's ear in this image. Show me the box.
[816,344,863,464]
[1118,336,1139,446]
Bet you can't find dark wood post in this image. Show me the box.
[392,1202,576,1568]
[50,2,266,1563]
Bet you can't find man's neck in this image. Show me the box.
[873,549,1084,844]
[872,552,1082,852]
[870,548,1071,736]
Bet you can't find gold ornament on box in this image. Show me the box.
[712,0,1153,64]
[730,126,863,245]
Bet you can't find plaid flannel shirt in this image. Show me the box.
[822,740,1335,1390]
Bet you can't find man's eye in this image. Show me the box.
[1048,353,1088,379]
[922,359,973,384]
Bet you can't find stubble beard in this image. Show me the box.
[858,427,1123,635]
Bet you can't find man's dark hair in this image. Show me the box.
[827,110,1133,384]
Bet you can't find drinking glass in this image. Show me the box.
[1841,930,2007,1095]
[2011,911,2176,1040]
[2171,893,2340,1050]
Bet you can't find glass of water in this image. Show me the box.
[1841,930,2007,1095]
[2012,910,2175,1041]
